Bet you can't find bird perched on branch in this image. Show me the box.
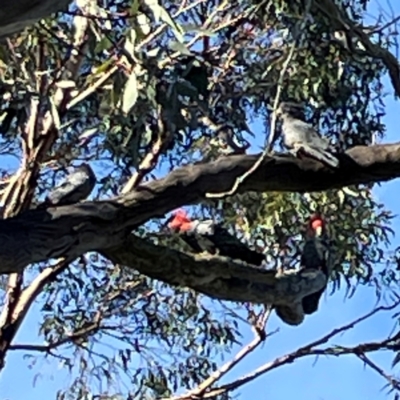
[167,209,265,266]
[300,214,333,314]
[42,163,96,207]
[276,102,340,169]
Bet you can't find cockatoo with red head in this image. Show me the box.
[274,214,333,324]
[300,213,333,314]
[167,209,265,266]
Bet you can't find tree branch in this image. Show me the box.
[104,236,326,326]
[0,143,399,273]
[197,300,400,398]
[176,309,274,400]
[0,0,70,39]
[103,235,326,304]
[355,354,400,392]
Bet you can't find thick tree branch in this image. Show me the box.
[0,143,399,276]
[104,236,327,326]
[103,236,326,302]
[0,0,70,39]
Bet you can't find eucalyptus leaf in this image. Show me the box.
[121,71,139,115]
[169,41,193,56]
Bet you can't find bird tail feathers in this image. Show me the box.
[296,145,339,168]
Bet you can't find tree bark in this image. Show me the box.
[103,235,327,326]
[0,0,70,39]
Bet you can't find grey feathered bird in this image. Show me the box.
[276,102,340,168]
[274,214,334,324]
[300,214,333,314]
[44,163,96,207]
[168,209,265,266]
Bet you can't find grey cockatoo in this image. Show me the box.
[276,102,340,168]
[274,213,334,324]
[167,209,265,266]
[43,163,96,207]
[300,214,333,314]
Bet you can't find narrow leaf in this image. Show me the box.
[121,72,138,114]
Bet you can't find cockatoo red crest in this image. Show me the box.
[168,209,192,231]
[311,216,324,229]
[308,214,325,236]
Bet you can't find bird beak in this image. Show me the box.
[314,225,323,236]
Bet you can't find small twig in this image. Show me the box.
[206,0,314,200]
[66,65,118,110]
[187,326,267,398]
[371,15,400,34]
[356,353,400,392]
[135,0,206,51]
[298,301,400,351]
[121,130,168,194]
[197,300,400,398]
[205,43,296,200]
[203,0,230,28]
[163,306,275,400]
[258,305,273,329]
[9,314,105,353]
[12,258,72,324]
[157,2,242,70]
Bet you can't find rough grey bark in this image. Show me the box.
[103,235,327,325]
[0,0,70,39]
[103,236,325,303]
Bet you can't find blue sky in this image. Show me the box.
[1,1,400,399]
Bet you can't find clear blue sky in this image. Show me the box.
[1,1,400,399]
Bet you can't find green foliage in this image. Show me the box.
[0,0,398,398]
[219,187,394,287]
[38,260,241,398]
